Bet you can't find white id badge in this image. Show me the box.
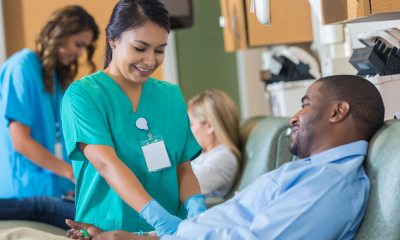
[141,136,171,172]
[55,142,63,159]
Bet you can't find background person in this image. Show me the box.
[0,196,75,229]
[0,5,99,198]
[188,89,241,198]
[61,0,205,237]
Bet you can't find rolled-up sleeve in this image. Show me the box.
[61,83,114,161]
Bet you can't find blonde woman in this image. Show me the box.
[188,89,241,198]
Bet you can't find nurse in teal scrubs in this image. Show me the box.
[61,0,206,237]
[0,5,99,198]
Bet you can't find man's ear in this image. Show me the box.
[329,101,350,123]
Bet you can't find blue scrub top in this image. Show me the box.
[0,48,73,198]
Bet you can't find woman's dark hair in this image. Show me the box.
[104,0,170,68]
[36,5,99,92]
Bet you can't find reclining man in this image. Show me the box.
[63,74,386,239]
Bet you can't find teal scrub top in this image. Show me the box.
[61,71,201,232]
[0,48,73,197]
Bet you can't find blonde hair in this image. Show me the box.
[188,89,241,161]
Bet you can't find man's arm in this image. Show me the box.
[175,170,360,240]
[96,231,158,240]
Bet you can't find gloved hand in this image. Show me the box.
[184,194,207,219]
[139,199,182,237]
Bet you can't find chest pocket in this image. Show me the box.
[164,129,186,165]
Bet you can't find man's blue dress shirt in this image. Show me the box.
[165,141,370,240]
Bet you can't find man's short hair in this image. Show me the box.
[317,75,385,140]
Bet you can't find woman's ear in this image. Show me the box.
[109,40,116,49]
[205,121,214,135]
[329,101,350,123]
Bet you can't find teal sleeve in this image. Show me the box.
[181,121,202,161]
[61,83,114,161]
[174,87,201,162]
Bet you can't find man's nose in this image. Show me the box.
[290,111,300,126]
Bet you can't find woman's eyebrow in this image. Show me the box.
[134,40,167,48]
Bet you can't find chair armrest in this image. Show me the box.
[205,197,225,208]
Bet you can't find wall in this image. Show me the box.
[2,0,267,118]
[174,0,240,108]
[236,49,271,118]
[0,1,6,64]
[2,0,163,79]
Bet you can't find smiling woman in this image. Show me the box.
[60,0,205,237]
[0,5,99,198]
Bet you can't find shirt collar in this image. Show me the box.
[305,140,368,165]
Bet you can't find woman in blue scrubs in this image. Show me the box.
[61,0,205,237]
[0,5,99,198]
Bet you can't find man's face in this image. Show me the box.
[289,82,328,158]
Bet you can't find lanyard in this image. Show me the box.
[136,117,153,140]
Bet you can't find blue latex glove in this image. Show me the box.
[184,194,207,219]
[139,199,182,237]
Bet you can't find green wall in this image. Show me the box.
[175,0,240,107]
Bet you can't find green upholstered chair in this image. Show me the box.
[236,116,293,191]
[355,120,400,240]
[206,116,293,206]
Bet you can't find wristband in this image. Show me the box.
[79,229,90,240]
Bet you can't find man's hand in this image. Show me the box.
[96,230,159,240]
[66,219,103,239]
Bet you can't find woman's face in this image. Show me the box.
[109,21,168,84]
[189,110,214,150]
[58,30,94,66]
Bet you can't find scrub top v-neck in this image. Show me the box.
[102,71,151,118]
[61,70,201,232]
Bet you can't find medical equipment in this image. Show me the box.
[250,0,271,25]
[349,28,400,76]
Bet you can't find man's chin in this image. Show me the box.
[289,143,297,156]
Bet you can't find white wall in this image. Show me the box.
[236,48,271,119]
[163,32,179,85]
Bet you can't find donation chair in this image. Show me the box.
[355,119,400,240]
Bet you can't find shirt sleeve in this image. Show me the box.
[176,168,358,240]
[1,63,32,127]
[61,83,114,161]
[242,171,355,240]
[192,150,238,195]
